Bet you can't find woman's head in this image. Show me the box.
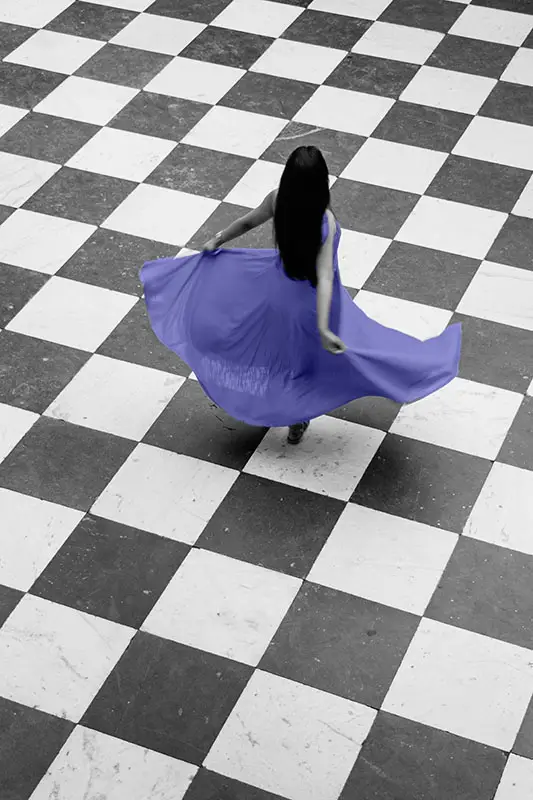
[274,146,330,286]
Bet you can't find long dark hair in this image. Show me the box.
[274,146,330,287]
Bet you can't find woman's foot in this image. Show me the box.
[287,421,309,445]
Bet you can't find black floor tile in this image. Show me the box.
[144,380,267,470]
[45,1,138,39]
[427,155,531,213]
[453,313,533,393]
[261,583,419,706]
[146,145,253,199]
[515,696,533,759]
[146,0,232,23]
[0,206,14,225]
[0,112,98,163]
[0,263,48,328]
[426,537,533,649]
[282,9,371,49]
[188,203,275,250]
[327,53,419,99]
[58,228,174,296]
[30,515,189,628]
[471,0,533,12]
[525,29,533,49]
[487,215,533,271]
[109,91,210,141]
[220,72,315,119]
[379,0,464,31]
[23,167,136,225]
[497,396,533,472]
[197,473,343,578]
[263,122,364,175]
[372,101,472,152]
[0,63,65,109]
[351,434,492,533]
[0,584,23,626]
[331,178,419,238]
[363,241,480,310]
[0,698,73,800]
[180,27,273,69]
[0,417,134,511]
[480,82,533,126]
[0,23,35,60]
[328,396,400,431]
[97,298,192,376]
[341,712,506,800]
[0,330,88,413]
[82,632,252,764]
[76,43,172,88]
[427,35,516,79]
[185,769,286,800]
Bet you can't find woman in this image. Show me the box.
[141,146,461,445]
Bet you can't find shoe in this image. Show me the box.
[287,421,309,445]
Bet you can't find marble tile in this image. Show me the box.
[185,770,287,800]
[251,38,345,85]
[0,152,59,209]
[327,52,419,99]
[0,102,27,137]
[453,116,533,171]
[450,5,533,47]
[213,0,303,37]
[480,81,533,127]
[494,755,533,800]
[263,122,365,174]
[47,2,138,39]
[331,178,418,238]
[0,263,48,328]
[76,43,172,89]
[0,63,65,110]
[146,0,232,22]
[309,503,457,615]
[383,618,533,750]
[488,215,533,270]
[513,175,533,218]
[4,30,104,74]
[295,85,394,136]
[457,260,533,331]
[498,396,533,471]
[143,549,300,665]
[372,100,472,152]
[244,416,385,501]
[0,210,95,274]
[282,8,371,49]
[0,0,75,27]
[182,106,287,158]
[80,0,152,8]
[391,377,522,460]
[7,276,137,352]
[0,488,82,591]
[352,21,443,65]
[111,13,204,55]
[34,76,138,126]
[220,71,315,119]
[355,291,453,339]
[379,0,463,32]
[337,228,391,289]
[45,354,184,440]
[502,47,533,88]
[30,726,197,800]
[109,91,210,141]
[92,443,238,543]
[427,33,516,78]
[400,66,496,114]
[205,670,376,800]
[342,138,447,194]
[396,196,506,259]
[308,0,393,20]
[179,26,273,70]
[0,594,134,722]
[224,159,284,206]
[146,56,243,104]
[0,402,38,463]
[148,145,253,200]
[0,112,99,163]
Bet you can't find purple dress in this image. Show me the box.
[140,217,461,427]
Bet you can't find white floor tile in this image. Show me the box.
[513,175,533,218]
[309,0,393,20]
[45,354,184,440]
[244,416,384,501]
[205,671,376,800]
[0,0,74,27]
[355,291,453,340]
[32,727,196,800]
[449,5,533,47]
[494,755,533,800]
[501,47,533,87]
[295,85,394,136]
[391,377,522,460]
[337,229,391,289]
[143,549,301,666]
[457,261,533,331]
[342,138,447,194]
[308,504,457,615]
[224,159,284,207]
[453,116,533,171]
[0,489,83,591]
[102,184,218,246]
[383,618,533,750]
[400,66,496,114]
[79,0,152,9]
[182,106,286,158]
[4,30,104,74]
[0,403,38,464]
[396,196,506,259]
[0,152,59,208]
[67,127,175,182]
[0,104,27,137]
[0,595,134,722]
[6,276,137,352]
[0,210,95,274]
[352,21,443,64]
[145,56,244,104]
[464,462,533,556]
[251,39,345,85]
[110,13,204,56]
[34,77,138,126]
[213,0,303,37]
[92,443,238,544]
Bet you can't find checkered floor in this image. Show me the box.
[1,0,533,798]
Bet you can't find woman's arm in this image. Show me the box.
[316,209,346,354]
[203,191,275,250]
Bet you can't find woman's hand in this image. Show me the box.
[202,237,219,252]
[320,329,346,354]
